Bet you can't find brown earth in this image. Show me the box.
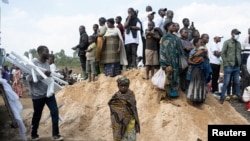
[0,68,249,141]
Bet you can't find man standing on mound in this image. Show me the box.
[72,25,89,80]
[220,29,242,104]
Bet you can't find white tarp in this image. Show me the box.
[0,78,27,141]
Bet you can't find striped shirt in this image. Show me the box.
[242,36,250,64]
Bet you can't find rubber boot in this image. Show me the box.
[92,74,95,82]
[88,73,91,82]
[82,71,88,80]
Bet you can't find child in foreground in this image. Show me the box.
[108,76,140,141]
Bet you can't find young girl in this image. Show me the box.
[85,35,97,82]
[108,76,140,141]
[186,38,211,103]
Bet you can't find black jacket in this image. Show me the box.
[76,32,89,56]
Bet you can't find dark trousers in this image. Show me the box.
[210,63,220,92]
[220,66,241,100]
[125,43,138,68]
[180,67,189,92]
[141,36,146,65]
[240,64,250,94]
[79,55,86,72]
[31,95,59,136]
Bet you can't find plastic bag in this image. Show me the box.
[242,86,250,102]
[151,68,166,90]
[180,55,188,70]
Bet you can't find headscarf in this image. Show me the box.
[117,76,130,85]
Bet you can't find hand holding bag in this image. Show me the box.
[179,46,188,70]
[151,68,166,90]
[180,55,188,70]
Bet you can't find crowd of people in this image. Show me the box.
[70,5,250,104]
[68,5,250,140]
[1,4,250,141]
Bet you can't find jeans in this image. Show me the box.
[31,95,59,136]
[220,66,241,100]
[227,75,236,95]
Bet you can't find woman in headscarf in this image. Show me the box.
[108,76,140,141]
[159,22,182,98]
[100,18,127,77]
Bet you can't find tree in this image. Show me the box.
[23,48,80,71]
[24,49,38,59]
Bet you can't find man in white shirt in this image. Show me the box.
[209,35,223,94]
[139,5,153,25]
[155,8,167,32]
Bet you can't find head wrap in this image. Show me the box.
[117,76,130,85]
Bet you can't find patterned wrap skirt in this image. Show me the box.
[187,67,206,103]
[101,36,120,64]
[101,36,121,76]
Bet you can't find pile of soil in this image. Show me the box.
[1,68,249,141]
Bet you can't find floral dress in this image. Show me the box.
[12,69,23,97]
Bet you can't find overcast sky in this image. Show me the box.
[1,0,250,57]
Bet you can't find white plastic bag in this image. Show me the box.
[242,86,250,102]
[151,68,166,90]
[180,55,188,70]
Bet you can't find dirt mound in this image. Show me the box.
[22,68,249,141]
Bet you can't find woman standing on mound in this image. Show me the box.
[186,38,211,103]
